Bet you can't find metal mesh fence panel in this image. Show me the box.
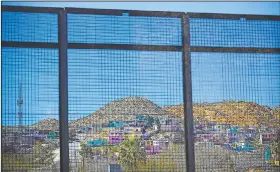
[191,52,280,172]
[1,47,60,172]
[2,5,280,172]
[2,11,58,43]
[190,18,280,48]
[68,49,186,172]
[68,13,182,46]
[1,8,60,172]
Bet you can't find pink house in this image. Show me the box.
[109,131,124,144]
[144,140,166,154]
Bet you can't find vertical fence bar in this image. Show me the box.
[182,13,195,172]
[58,8,69,172]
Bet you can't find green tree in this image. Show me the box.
[79,141,91,172]
[110,139,146,172]
[136,156,177,172]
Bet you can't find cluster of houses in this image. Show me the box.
[2,128,59,152]
[76,115,182,154]
[194,122,278,152]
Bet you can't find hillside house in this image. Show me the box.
[246,125,257,138]
[158,115,170,125]
[160,117,181,131]
[213,124,229,133]
[123,120,136,127]
[144,140,167,154]
[91,124,102,133]
[48,131,59,139]
[88,139,108,147]
[260,133,277,144]
[230,141,255,152]
[109,131,124,144]
[3,135,18,144]
[38,129,52,135]
[77,126,90,133]
[33,134,47,141]
[195,123,208,131]
[227,132,247,143]
[108,121,123,128]
[208,122,217,131]
[195,133,217,142]
[20,135,35,145]
[124,127,142,140]
[153,124,158,131]
[108,164,122,172]
[136,115,145,127]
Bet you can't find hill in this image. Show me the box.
[164,101,280,128]
[30,118,59,130]
[69,96,167,128]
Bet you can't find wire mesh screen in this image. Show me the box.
[68,49,186,172]
[1,47,60,171]
[67,13,182,46]
[191,52,280,172]
[190,18,280,48]
[2,11,58,43]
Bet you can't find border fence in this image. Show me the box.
[2,5,280,172]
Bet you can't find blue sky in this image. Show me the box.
[2,2,280,15]
[1,2,280,125]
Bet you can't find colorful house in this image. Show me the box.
[108,121,123,128]
[144,140,167,154]
[230,141,254,152]
[109,131,124,144]
[160,117,181,131]
[124,127,142,140]
[123,121,136,127]
[136,115,145,127]
[260,133,277,144]
[48,131,57,140]
[108,164,122,172]
[87,139,108,147]
[213,124,229,133]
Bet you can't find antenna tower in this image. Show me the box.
[17,81,23,131]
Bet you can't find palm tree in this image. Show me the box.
[110,139,146,172]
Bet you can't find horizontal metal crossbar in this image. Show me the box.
[187,12,280,21]
[1,41,59,48]
[3,41,280,53]
[191,46,280,53]
[1,5,62,13]
[65,7,184,18]
[68,43,183,51]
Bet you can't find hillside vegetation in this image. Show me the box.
[26,98,279,130]
[165,101,280,128]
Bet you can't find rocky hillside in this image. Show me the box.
[69,96,167,128]
[29,99,279,130]
[30,118,59,130]
[164,101,280,128]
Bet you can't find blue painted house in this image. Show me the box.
[108,121,123,128]
[87,139,108,147]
